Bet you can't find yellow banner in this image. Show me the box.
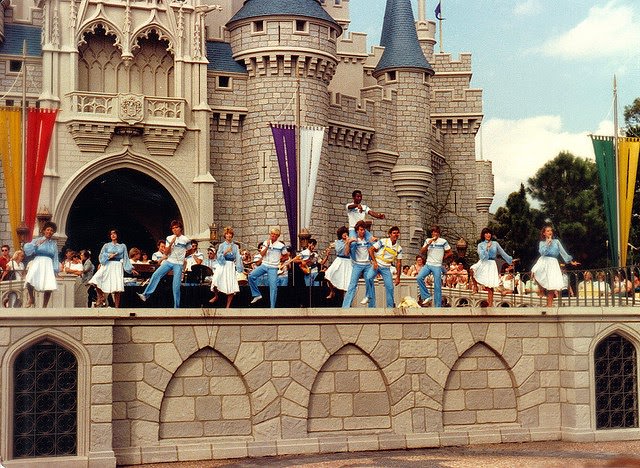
[0,108,22,250]
[618,137,640,266]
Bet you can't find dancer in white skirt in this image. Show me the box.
[324,226,352,300]
[531,225,578,307]
[24,221,59,307]
[470,227,513,307]
[210,226,244,308]
[89,229,137,308]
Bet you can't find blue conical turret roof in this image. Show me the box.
[228,0,340,30]
[375,0,433,75]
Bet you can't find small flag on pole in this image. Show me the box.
[435,1,443,20]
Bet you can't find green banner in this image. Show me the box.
[591,136,618,266]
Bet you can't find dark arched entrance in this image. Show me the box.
[65,169,181,258]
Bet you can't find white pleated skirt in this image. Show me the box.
[325,257,353,291]
[25,256,57,292]
[531,256,563,291]
[211,261,240,295]
[470,259,500,288]
[89,261,124,293]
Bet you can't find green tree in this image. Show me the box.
[489,184,542,268]
[526,152,608,267]
[623,97,640,138]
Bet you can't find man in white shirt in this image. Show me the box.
[184,240,204,271]
[151,240,166,264]
[367,226,402,308]
[138,220,193,308]
[346,190,385,239]
[416,225,452,307]
[248,227,289,308]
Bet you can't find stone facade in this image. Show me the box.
[2,307,640,466]
[0,0,492,257]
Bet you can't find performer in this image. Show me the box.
[366,226,403,308]
[138,220,192,308]
[470,227,513,307]
[416,225,452,307]
[210,226,244,308]
[23,221,59,308]
[324,226,352,299]
[248,227,288,308]
[342,220,375,308]
[346,190,385,239]
[531,224,578,307]
[89,229,137,308]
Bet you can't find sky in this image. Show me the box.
[348,0,640,211]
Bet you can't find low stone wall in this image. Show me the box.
[1,307,640,467]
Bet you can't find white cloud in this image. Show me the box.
[514,0,542,16]
[540,1,640,59]
[477,116,606,211]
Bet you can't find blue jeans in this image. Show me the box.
[366,266,395,308]
[249,264,279,308]
[417,263,443,307]
[342,262,374,308]
[143,261,183,308]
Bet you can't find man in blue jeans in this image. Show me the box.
[138,220,193,308]
[416,225,452,307]
[366,226,402,308]
[342,220,374,308]
[248,227,289,308]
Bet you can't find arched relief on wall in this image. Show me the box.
[0,329,91,462]
[307,344,392,435]
[442,342,518,429]
[131,26,175,55]
[54,148,198,237]
[159,347,252,440]
[129,28,175,97]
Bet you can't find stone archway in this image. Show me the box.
[64,168,181,256]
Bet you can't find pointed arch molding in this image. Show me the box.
[0,329,91,462]
[54,149,198,235]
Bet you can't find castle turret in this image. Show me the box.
[371,0,434,246]
[226,0,341,247]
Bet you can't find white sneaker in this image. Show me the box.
[250,295,262,305]
[137,293,147,302]
[360,296,369,305]
[421,298,432,307]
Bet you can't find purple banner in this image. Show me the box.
[270,124,298,248]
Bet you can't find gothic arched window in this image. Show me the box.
[13,341,78,458]
[594,333,638,429]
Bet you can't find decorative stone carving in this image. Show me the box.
[390,165,433,201]
[143,126,186,158]
[365,149,399,175]
[118,94,145,125]
[67,122,115,152]
[327,121,374,151]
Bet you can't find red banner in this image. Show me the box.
[25,108,58,240]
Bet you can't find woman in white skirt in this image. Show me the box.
[324,226,353,300]
[470,227,513,307]
[210,226,244,308]
[24,221,59,307]
[531,225,578,307]
[89,229,136,308]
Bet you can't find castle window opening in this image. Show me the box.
[9,60,22,73]
[594,333,638,429]
[217,76,231,89]
[13,341,78,458]
[386,71,397,82]
[295,20,308,33]
[252,20,264,33]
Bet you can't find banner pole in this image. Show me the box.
[613,75,621,266]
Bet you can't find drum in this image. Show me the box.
[237,272,248,286]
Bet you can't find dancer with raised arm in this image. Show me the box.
[23,221,59,307]
[416,225,452,307]
[531,224,579,307]
[138,220,192,308]
[324,226,352,300]
[470,227,513,307]
[346,190,385,239]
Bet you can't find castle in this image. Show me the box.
[0,0,493,255]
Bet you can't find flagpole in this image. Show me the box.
[438,1,443,53]
[17,40,29,246]
[613,75,621,266]
[295,62,301,252]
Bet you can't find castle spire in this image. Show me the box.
[375,0,433,76]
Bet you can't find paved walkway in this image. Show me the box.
[123,440,640,467]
